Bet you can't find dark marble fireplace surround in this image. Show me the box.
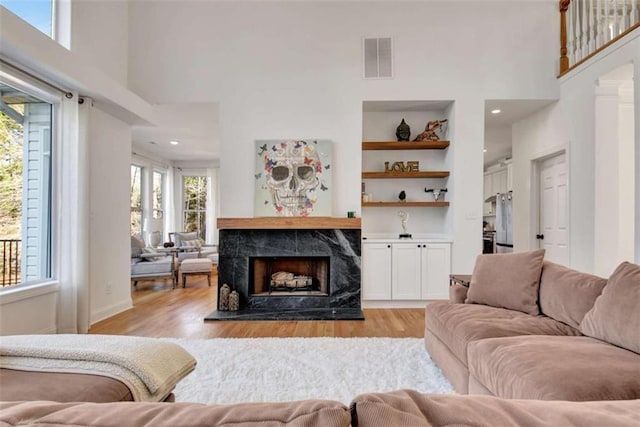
[205,225,363,321]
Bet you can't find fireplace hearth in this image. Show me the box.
[205,218,363,321]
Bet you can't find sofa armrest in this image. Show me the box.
[449,283,468,303]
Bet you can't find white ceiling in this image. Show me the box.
[132,103,220,162]
[363,100,453,112]
[484,99,556,166]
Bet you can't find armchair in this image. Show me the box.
[131,236,176,288]
[168,232,219,265]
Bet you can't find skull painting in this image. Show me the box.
[262,140,325,216]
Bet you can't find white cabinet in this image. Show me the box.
[492,169,508,196]
[507,164,513,192]
[363,241,451,301]
[392,243,423,299]
[483,174,492,201]
[362,243,392,300]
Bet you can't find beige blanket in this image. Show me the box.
[0,334,197,402]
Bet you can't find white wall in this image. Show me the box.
[512,33,640,274]
[88,105,133,324]
[71,0,129,87]
[128,0,560,273]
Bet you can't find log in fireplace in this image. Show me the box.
[251,256,329,296]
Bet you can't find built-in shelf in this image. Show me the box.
[362,141,450,150]
[362,201,450,207]
[362,171,450,179]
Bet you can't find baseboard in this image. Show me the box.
[363,299,445,309]
[34,325,58,334]
[90,299,132,325]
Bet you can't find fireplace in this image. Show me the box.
[205,217,363,321]
[250,256,329,296]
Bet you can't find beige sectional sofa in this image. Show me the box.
[425,252,640,402]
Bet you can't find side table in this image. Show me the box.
[449,274,471,303]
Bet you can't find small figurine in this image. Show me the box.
[398,190,406,202]
[425,188,448,201]
[229,290,240,311]
[397,210,411,239]
[414,119,448,142]
[396,118,411,141]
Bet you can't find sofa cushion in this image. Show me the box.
[539,261,607,328]
[0,369,134,403]
[0,399,351,427]
[131,257,172,275]
[425,301,580,365]
[468,335,640,401]
[131,235,145,258]
[351,390,640,427]
[580,262,640,354]
[466,249,545,315]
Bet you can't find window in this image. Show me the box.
[0,0,54,38]
[130,165,143,237]
[152,170,164,219]
[0,82,53,287]
[182,175,207,242]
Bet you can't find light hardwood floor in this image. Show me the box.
[89,271,426,338]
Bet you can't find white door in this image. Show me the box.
[421,243,451,300]
[539,153,569,264]
[392,243,422,300]
[362,243,392,300]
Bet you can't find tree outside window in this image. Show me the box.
[183,176,207,242]
[152,171,164,220]
[130,165,143,237]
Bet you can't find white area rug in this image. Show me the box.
[164,337,453,404]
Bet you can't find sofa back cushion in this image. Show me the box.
[465,249,545,315]
[539,261,607,328]
[580,262,640,354]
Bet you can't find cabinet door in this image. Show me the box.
[392,243,422,300]
[362,243,392,300]
[493,169,508,195]
[507,164,513,192]
[420,243,451,300]
[483,202,493,216]
[483,173,493,201]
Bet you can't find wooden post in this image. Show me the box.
[560,0,571,74]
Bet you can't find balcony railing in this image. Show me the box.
[560,0,640,76]
[1,239,21,287]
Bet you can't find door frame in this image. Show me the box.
[530,146,570,259]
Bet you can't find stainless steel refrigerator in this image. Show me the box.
[495,191,513,253]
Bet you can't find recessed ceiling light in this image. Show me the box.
[491,109,501,114]
[483,148,488,153]
[169,140,179,145]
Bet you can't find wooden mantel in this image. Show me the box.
[217,217,361,230]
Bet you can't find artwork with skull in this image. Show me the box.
[254,140,333,217]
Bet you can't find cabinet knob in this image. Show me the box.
[387,245,391,248]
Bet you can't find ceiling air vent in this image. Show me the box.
[363,37,393,79]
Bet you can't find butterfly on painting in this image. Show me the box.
[324,164,331,170]
[264,200,269,205]
[313,140,318,144]
[271,145,277,152]
[265,159,278,168]
[294,141,302,149]
[320,183,328,191]
[303,157,313,165]
[257,144,267,155]
[254,173,262,180]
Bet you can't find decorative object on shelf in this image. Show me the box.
[219,284,231,311]
[414,119,448,142]
[425,187,448,201]
[397,210,412,239]
[229,290,240,311]
[347,211,356,218]
[163,241,175,248]
[384,161,419,173]
[398,190,407,202]
[362,193,372,203]
[254,139,333,217]
[395,118,411,141]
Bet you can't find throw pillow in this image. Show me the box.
[580,262,640,354]
[539,261,607,328]
[131,235,145,258]
[465,249,545,315]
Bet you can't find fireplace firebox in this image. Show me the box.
[250,256,329,296]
